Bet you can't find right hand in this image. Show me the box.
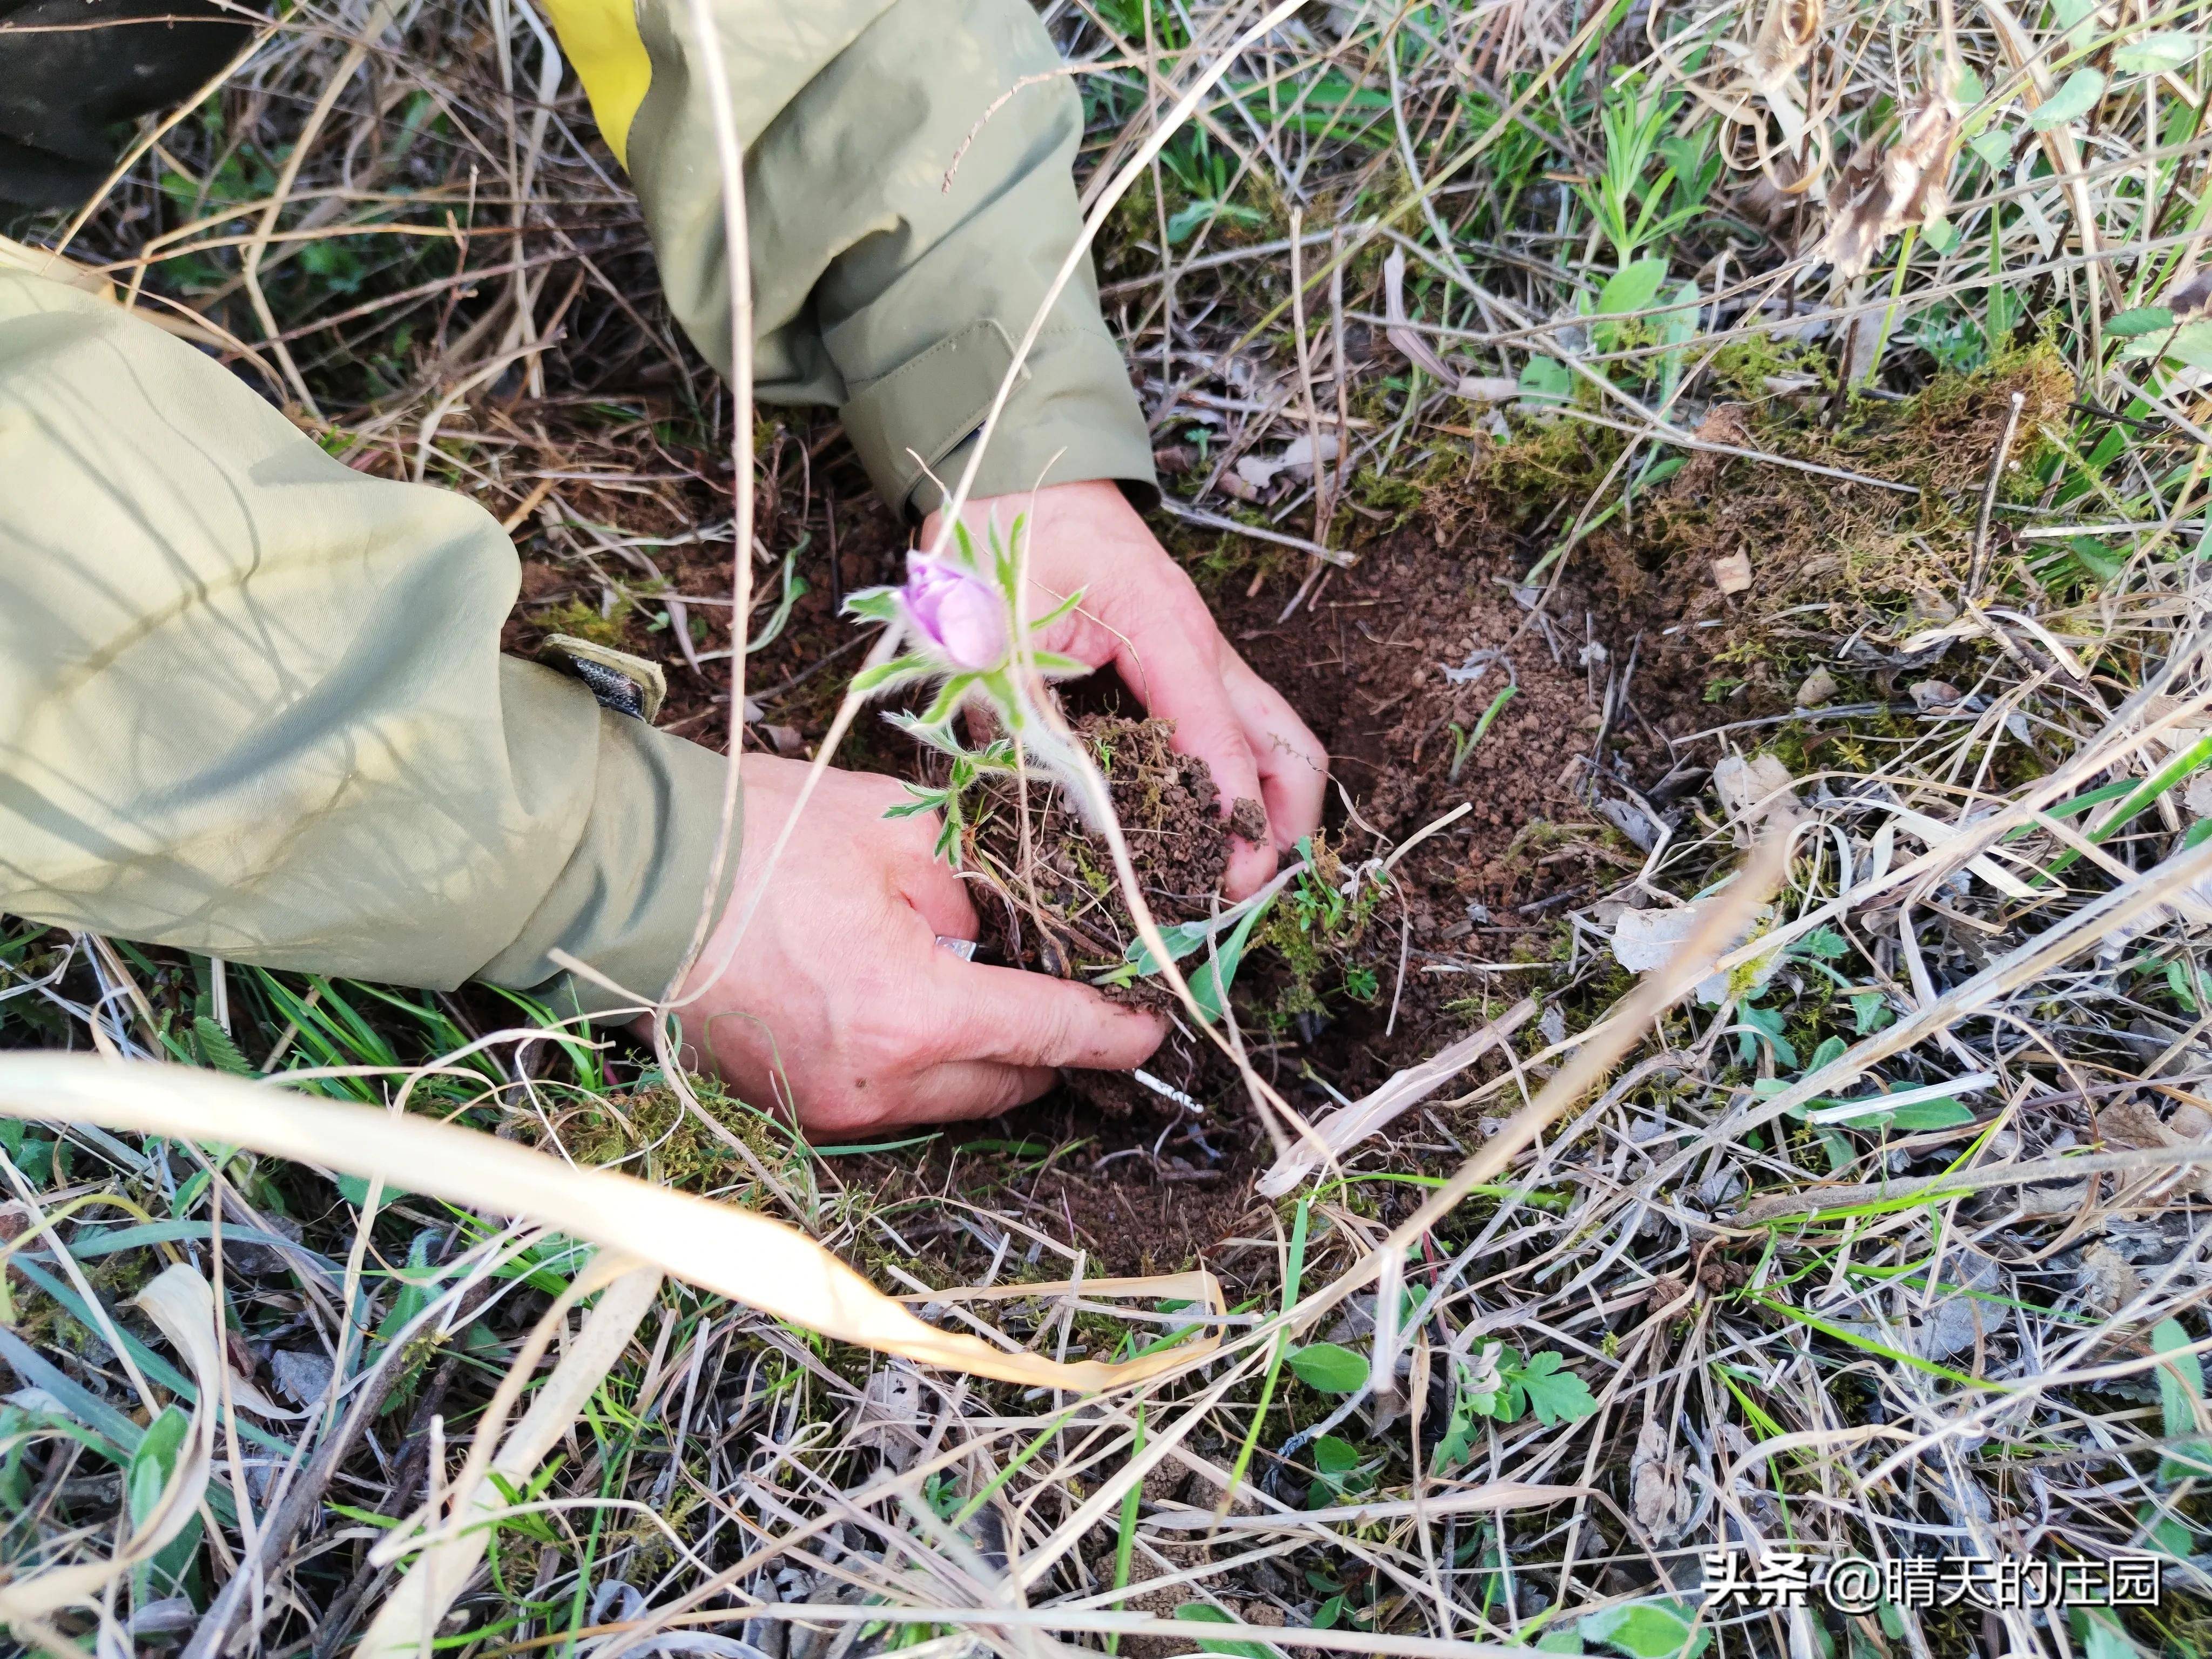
[661,755,1165,1136]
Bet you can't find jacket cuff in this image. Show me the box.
[839,316,1157,518]
[475,709,739,1022]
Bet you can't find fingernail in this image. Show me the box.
[934,936,977,961]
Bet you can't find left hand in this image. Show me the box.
[921,479,1328,900]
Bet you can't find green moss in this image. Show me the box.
[1708,338,1832,402]
[533,596,636,650]
[538,1080,789,1192]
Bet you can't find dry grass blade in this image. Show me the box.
[0,1265,221,1624]
[0,1057,1218,1390]
[1257,996,1537,1196]
[356,1265,664,1659]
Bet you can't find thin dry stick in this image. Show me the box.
[355,1264,664,1658]
[238,0,406,415]
[1732,1135,2212,1224]
[1287,205,1333,556]
[1968,389,2029,594]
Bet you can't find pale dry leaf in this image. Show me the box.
[1714,0,1823,151]
[2166,268,2212,322]
[1611,897,1778,1005]
[1629,1413,1696,1543]
[853,1365,928,1472]
[1746,0,1822,89]
[1821,86,1961,279]
[1741,146,1822,226]
[269,1347,335,1406]
[1382,250,1518,401]
[2079,1241,2142,1313]
[1910,679,1964,709]
[1257,998,1536,1196]
[1714,753,1798,826]
[2099,1097,2172,1150]
[0,1264,220,1621]
[1233,430,1341,492]
[1711,550,1754,593]
[2098,1098,2212,1200]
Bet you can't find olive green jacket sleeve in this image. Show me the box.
[0,269,732,1017]
[547,0,1155,515]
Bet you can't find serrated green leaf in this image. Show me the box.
[338,1172,414,1207]
[1970,127,2015,168]
[1800,926,1851,959]
[2069,536,2124,584]
[2075,1611,2141,1659]
[1510,1350,1599,1426]
[127,1405,190,1530]
[2030,68,2105,130]
[128,1403,200,1603]
[2051,0,2099,48]
[1286,1341,1368,1393]
[849,658,935,697]
[194,1014,254,1077]
[1580,1599,1712,1659]
[1030,587,1085,629]
[1888,1098,1978,1130]
[2127,319,2212,370]
[2168,960,2203,1014]
[916,673,976,726]
[1813,1095,1977,1131]
[1312,1434,1363,1474]
[841,587,900,622]
[1850,990,1895,1035]
[1187,888,1275,1021]
[2137,1500,2196,1558]
[2152,1318,2212,1480]
[2109,306,2176,338]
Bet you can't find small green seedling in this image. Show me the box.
[880,714,1016,868]
[1447,685,1517,781]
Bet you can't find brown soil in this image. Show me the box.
[501,362,2095,1273]
[832,504,1725,1272]
[496,457,1742,1273]
[957,714,1235,1004]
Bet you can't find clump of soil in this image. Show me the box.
[497,359,2068,1274]
[955,715,1238,1009]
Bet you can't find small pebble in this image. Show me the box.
[1795,667,1838,707]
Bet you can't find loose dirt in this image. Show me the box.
[501,369,2060,1273]
[499,466,1734,1273]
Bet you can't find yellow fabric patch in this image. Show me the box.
[541,0,652,167]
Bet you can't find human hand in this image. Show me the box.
[663,754,1165,1135]
[922,479,1327,900]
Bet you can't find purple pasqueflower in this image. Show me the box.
[900,551,1008,671]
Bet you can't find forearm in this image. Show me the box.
[0,269,732,1016]
[549,0,1156,516]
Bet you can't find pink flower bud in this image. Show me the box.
[900,551,1008,671]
